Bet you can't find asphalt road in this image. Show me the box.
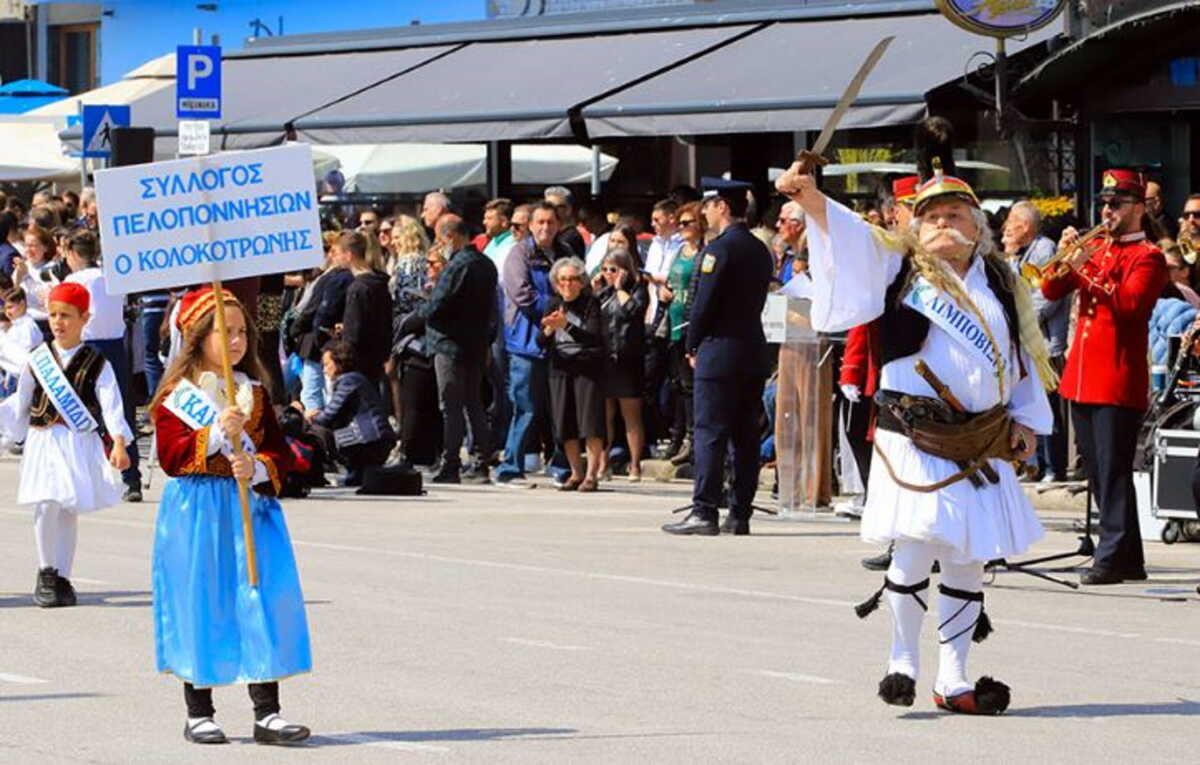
[1,456,1198,764]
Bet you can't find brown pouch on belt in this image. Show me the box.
[898,405,1015,463]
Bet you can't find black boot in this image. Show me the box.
[720,513,750,535]
[54,574,77,607]
[34,567,58,608]
[431,461,461,484]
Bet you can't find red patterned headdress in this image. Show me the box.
[176,287,240,333]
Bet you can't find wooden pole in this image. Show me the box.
[210,279,259,587]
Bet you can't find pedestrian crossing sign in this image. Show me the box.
[82,105,131,159]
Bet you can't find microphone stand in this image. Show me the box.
[985,480,1094,590]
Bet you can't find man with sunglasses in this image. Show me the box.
[1041,169,1169,585]
[1180,193,1200,245]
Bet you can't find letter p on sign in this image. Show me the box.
[187,54,212,91]
[176,44,222,119]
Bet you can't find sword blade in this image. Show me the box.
[809,35,895,157]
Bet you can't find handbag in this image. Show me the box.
[333,412,382,449]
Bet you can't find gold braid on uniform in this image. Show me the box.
[870,226,1059,394]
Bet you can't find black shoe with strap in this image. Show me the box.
[253,714,311,745]
[183,718,229,744]
[1080,567,1123,585]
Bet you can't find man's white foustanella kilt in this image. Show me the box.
[808,200,1053,565]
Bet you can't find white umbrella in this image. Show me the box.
[0,121,76,182]
[310,143,618,192]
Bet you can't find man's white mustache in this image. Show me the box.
[921,227,975,248]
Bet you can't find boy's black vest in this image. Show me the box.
[880,255,1022,368]
[29,345,106,430]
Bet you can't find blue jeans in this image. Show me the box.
[88,337,141,487]
[139,307,166,398]
[299,359,325,411]
[487,327,511,454]
[495,354,546,481]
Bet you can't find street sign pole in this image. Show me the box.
[77,100,85,188]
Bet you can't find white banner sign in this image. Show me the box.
[177,120,211,156]
[95,144,323,295]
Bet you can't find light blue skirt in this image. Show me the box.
[153,475,312,687]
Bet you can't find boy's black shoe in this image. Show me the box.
[34,567,59,608]
[54,575,77,607]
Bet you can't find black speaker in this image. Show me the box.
[110,127,156,167]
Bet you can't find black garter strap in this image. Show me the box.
[937,584,993,643]
[855,577,930,619]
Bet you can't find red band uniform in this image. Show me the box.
[1040,169,1169,582]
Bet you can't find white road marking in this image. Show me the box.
[317,733,449,753]
[70,577,112,586]
[294,540,855,609]
[752,670,838,685]
[996,619,1143,639]
[0,672,49,684]
[504,637,590,652]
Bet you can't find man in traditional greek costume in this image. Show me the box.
[775,158,1056,715]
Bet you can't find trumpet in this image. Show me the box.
[1180,233,1198,265]
[1020,221,1114,289]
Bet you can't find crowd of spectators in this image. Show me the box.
[3,176,1200,499]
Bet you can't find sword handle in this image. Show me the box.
[795,150,829,176]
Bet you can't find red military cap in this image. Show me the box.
[176,286,241,333]
[1098,169,1147,200]
[48,282,90,314]
[892,175,920,205]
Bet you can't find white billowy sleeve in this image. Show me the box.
[807,197,905,332]
[0,364,35,442]
[1006,349,1053,435]
[95,360,135,444]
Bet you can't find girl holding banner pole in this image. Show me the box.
[149,286,312,746]
[0,282,132,608]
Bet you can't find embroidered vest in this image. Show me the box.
[881,256,1022,368]
[29,345,106,430]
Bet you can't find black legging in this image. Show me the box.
[184,681,279,719]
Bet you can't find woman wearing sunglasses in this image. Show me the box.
[595,249,649,482]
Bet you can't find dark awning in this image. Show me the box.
[581,13,1058,139]
[58,46,458,150]
[1018,2,1200,103]
[291,25,759,144]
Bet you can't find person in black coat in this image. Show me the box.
[335,231,393,384]
[593,248,649,481]
[394,250,447,467]
[537,257,605,492]
[419,214,498,484]
[305,341,397,486]
[663,179,772,537]
[288,255,353,411]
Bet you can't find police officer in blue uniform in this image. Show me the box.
[663,178,772,536]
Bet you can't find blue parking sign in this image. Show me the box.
[82,104,131,158]
[176,45,222,119]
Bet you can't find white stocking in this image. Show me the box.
[33,502,78,577]
[884,540,936,680]
[935,557,985,697]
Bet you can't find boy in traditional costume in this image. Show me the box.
[150,286,311,745]
[0,282,132,607]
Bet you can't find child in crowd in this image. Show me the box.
[0,282,132,607]
[150,286,311,746]
[0,289,43,394]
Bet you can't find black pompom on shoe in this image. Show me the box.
[877,672,916,707]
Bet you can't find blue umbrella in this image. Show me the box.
[0,79,69,114]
